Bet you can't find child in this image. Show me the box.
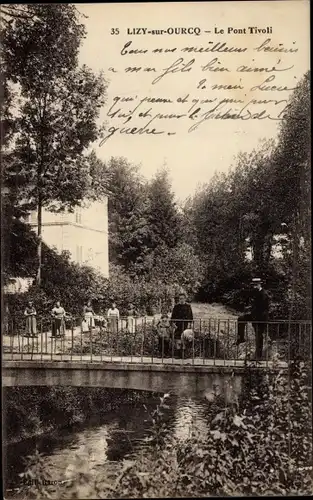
[156,314,171,357]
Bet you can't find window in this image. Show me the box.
[75,208,82,224]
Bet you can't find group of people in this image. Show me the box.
[82,301,140,333]
[155,278,270,360]
[23,299,136,338]
[155,292,194,357]
[23,277,270,360]
[24,300,67,338]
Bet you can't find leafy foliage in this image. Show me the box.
[4,221,200,322]
[103,157,149,269]
[4,219,108,321]
[184,73,310,319]
[1,4,107,284]
[145,168,182,250]
[2,5,107,213]
[16,361,312,498]
[3,386,156,443]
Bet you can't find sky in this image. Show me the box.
[76,1,309,200]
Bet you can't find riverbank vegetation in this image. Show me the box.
[15,360,312,498]
[3,387,159,445]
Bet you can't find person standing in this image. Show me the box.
[237,277,270,360]
[126,303,138,333]
[51,300,66,338]
[107,301,120,334]
[156,314,171,357]
[83,300,95,331]
[171,292,193,356]
[24,301,37,337]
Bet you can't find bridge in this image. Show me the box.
[3,359,247,399]
[3,317,311,396]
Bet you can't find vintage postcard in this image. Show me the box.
[2,1,311,498]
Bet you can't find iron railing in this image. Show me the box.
[2,316,312,366]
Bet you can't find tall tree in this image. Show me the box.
[272,72,311,318]
[230,140,278,274]
[184,170,248,298]
[146,168,182,251]
[104,157,149,270]
[183,73,310,314]
[2,5,107,285]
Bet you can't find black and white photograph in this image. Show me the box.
[1,1,311,497]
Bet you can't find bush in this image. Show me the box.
[16,360,312,498]
[3,221,191,325]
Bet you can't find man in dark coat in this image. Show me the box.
[171,292,194,355]
[237,278,270,360]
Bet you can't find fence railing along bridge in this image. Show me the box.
[2,316,312,369]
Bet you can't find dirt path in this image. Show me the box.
[191,302,239,319]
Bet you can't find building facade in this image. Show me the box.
[25,198,109,278]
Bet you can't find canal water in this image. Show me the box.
[4,380,241,496]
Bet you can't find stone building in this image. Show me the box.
[25,198,109,278]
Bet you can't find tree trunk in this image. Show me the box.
[36,191,43,286]
[238,218,246,262]
[289,213,300,322]
[252,228,272,276]
[3,194,12,273]
[252,236,264,274]
[264,234,273,268]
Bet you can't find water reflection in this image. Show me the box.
[204,374,241,404]
[173,398,208,442]
[5,382,240,494]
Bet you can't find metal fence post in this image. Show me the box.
[80,319,83,362]
[90,324,93,363]
[227,319,230,364]
[50,320,54,361]
[44,323,48,356]
[152,318,155,365]
[223,320,226,367]
[10,319,13,360]
[39,319,43,361]
[213,319,217,366]
[200,319,205,366]
[70,318,74,362]
[171,322,174,365]
[21,324,25,360]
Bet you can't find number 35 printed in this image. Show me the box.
[111,28,120,35]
